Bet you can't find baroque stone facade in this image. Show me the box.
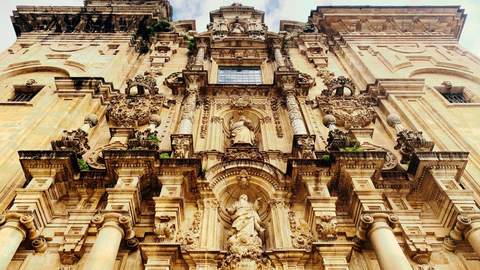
[0,1,480,270]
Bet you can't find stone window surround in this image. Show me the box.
[431,84,480,107]
[0,84,45,106]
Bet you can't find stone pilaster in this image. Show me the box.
[315,243,353,270]
[269,199,292,249]
[274,46,287,71]
[284,89,307,135]
[194,46,206,67]
[355,213,411,270]
[198,198,220,249]
[344,165,386,226]
[178,88,198,134]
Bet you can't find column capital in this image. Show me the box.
[91,213,135,240]
[448,214,480,241]
[0,213,40,241]
[355,213,399,243]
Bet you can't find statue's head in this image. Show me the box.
[239,116,246,121]
[239,194,248,201]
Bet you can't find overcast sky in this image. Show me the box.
[0,0,479,56]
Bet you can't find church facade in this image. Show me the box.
[0,1,479,269]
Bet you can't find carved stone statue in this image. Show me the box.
[226,194,264,256]
[229,116,256,145]
[230,18,244,33]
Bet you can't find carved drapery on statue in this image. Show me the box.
[220,194,272,270]
[229,116,256,146]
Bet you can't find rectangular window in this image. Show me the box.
[441,93,470,104]
[218,66,262,84]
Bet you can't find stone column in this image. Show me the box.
[178,89,198,134]
[449,214,480,257]
[285,89,307,135]
[355,213,410,270]
[274,46,286,70]
[82,214,134,270]
[0,214,39,270]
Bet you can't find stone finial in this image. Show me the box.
[84,113,99,128]
[149,114,162,128]
[323,114,336,128]
[386,114,401,127]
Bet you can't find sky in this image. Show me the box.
[0,0,479,56]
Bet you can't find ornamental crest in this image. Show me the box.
[316,94,376,129]
[106,94,164,127]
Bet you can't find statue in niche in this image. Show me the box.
[230,17,244,33]
[229,116,256,146]
[226,194,264,256]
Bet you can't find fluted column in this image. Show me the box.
[178,89,198,134]
[0,214,38,270]
[274,46,286,70]
[285,89,307,135]
[355,213,410,270]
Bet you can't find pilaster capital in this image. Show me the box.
[91,213,135,240]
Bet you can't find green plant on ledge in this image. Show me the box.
[202,167,208,173]
[147,135,159,147]
[340,147,363,152]
[322,154,332,164]
[150,19,171,34]
[160,153,170,158]
[78,159,89,172]
[184,34,190,40]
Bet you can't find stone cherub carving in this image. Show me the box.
[226,194,264,256]
[229,116,256,146]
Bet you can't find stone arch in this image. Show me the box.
[0,66,71,81]
[205,159,286,221]
[409,67,480,85]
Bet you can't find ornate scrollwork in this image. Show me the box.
[125,74,159,95]
[154,216,176,243]
[127,128,158,150]
[317,215,338,242]
[177,211,202,251]
[395,130,435,164]
[106,94,164,127]
[200,97,212,138]
[224,147,263,161]
[316,94,376,129]
[288,211,314,251]
[172,135,191,158]
[326,130,360,152]
[322,76,356,96]
[269,97,284,138]
[51,128,89,156]
[296,135,315,159]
